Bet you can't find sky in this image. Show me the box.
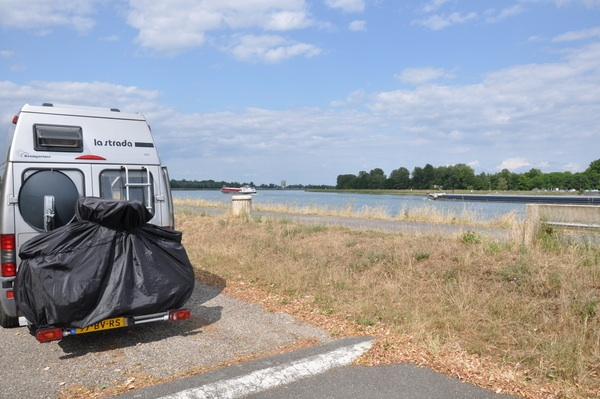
[1,0,600,186]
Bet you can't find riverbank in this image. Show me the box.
[305,188,597,197]
[173,197,522,229]
[176,204,600,399]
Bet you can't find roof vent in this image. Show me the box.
[110,108,120,112]
[42,103,53,107]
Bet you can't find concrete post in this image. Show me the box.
[231,195,252,216]
[523,204,540,245]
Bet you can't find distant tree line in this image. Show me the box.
[170,179,334,190]
[336,159,600,192]
[170,179,243,190]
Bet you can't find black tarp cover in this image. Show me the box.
[15,197,194,329]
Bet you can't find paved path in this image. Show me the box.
[114,337,517,399]
[181,205,516,241]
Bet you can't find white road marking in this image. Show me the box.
[159,339,373,399]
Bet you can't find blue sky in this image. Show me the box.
[1,0,600,186]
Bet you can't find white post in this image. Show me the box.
[231,195,252,216]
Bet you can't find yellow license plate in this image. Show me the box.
[74,317,127,334]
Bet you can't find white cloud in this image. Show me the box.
[0,0,98,34]
[126,0,313,55]
[0,81,163,132]
[413,11,477,30]
[422,0,450,13]
[395,67,450,85]
[365,42,600,173]
[325,0,366,13]
[348,20,367,31]
[225,34,321,63]
[0,50,14,58]
[555,0,600,8]
[467,160,480,169]
[2,38,600,182]
[563,162,581,172]
[485,4,525,23]
[553,26,600,42]
[497,158,531,172]
[331,89,367,106]
[264,10,312,30]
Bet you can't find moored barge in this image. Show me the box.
[427,193,600,205]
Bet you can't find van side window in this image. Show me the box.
[99,169,154,215]
[33,124,83,152]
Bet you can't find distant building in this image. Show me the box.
[281,180,286,189]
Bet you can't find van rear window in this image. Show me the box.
[34,124,83,152]
[99,169,155,216]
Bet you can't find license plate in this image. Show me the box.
[74,317,127,334]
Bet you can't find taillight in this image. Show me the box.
[12,115,18,124]
[1,234,16,277]
[6,291,14,299]
[1,263,16,277]
[36,328,64,343]
[169,309,191,321]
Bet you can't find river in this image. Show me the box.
[173,190,526,221]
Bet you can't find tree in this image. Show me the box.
[388,167,411,189]
[517,175,531,191]
[411,166,424,189]
[357,171,371,189]
[586,159,600,174]
[449,164,476,190]
[585,159,600,189]
[498,169,519,191]
[336,174,357,189]
[369,168,386,189]
[525,168,543,179]
[496,177,508,191]
[474,172,491,191]
[422,164,436,189]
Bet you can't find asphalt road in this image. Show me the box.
[181,205,516,241]
[113,337,517,399]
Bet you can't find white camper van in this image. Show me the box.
[0,104,183,338]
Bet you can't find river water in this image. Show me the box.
[173,190,526,221]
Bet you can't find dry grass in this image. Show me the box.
[174,197,521,229]
[177,208,600,399]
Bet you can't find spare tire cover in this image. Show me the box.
[18,170,79,231]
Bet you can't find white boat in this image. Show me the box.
[221,185,257,194]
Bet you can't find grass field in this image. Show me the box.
[175,199,600,399]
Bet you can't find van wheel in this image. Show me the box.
[0,305,19,328]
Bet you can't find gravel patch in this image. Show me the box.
[0,283,331,398]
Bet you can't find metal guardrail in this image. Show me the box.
[545,221,600,230]
[524,204,600,244]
